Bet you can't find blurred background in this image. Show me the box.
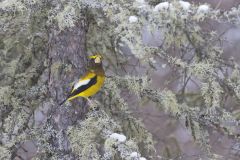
[126,0,240,159]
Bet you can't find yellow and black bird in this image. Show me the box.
[60,55,105,105]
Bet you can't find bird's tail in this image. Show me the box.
[59,98,68,106]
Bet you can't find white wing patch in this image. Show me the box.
[73,79,91,90]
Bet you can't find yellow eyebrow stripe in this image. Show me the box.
[89,55,97,59]
[89,55,102,59]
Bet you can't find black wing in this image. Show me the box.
[67,75,97,99]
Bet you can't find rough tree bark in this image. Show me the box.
[42,21,89,157]
[0,12,90,159]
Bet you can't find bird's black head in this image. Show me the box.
[89,55,103,64]
[88,54,103,71]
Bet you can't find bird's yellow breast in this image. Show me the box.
[78,75,105,98]
[67,75,105,101]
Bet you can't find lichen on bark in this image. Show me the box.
[0,0,155,159]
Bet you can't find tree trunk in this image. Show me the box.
[41,21,89,157]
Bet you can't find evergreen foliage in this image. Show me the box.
[1,0,240,159]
